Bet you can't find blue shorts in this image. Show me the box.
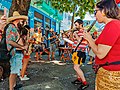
[10,52,23,76]
[50,44,56,52]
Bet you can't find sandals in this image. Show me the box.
[39,58,42,60]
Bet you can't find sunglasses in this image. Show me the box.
[94,9,100,15]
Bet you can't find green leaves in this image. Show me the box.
[50,0,95,19]
[33,0,43,5]
[33,0,95,29]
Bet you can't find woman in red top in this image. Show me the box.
[84,0,120,90]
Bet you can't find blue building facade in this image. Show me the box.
[0,0,63,47]
[28,6,56,35]
[0,0,62,35]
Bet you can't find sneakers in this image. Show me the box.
[20,75,30,81]
[14,84,23,90]
[39,58,42,60]
[71,79,82,85]
[77,84,89,90]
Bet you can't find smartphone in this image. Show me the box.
[1,7,7,20]
[4,7,7,17]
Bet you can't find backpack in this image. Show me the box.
[0,23,14,79]
[0,23,15,62]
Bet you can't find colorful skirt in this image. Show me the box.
[96,67,120,90]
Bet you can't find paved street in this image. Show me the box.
[0,53,95,90]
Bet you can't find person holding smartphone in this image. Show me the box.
[0,8,7,41]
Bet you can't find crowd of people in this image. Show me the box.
[0,0,120,90]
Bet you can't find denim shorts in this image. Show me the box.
[10,52,23,76]
[50,44,56,52]
[34,45,43,52]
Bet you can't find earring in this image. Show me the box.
[102,13,105,16]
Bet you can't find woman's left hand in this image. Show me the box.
[83,31,92,42]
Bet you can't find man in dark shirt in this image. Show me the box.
[48,29,57,60]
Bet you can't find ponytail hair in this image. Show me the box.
[96,0,120,20]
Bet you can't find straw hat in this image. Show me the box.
[7,11,28,22]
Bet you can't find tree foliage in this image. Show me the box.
[9,0,31,17]
[50,0,95,19]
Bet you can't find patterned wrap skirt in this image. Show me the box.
[96,67,120,90]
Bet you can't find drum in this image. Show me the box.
[59,47,72,61]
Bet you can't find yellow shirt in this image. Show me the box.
[33,33,42,44]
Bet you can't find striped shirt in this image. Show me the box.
[72,30,88,52]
